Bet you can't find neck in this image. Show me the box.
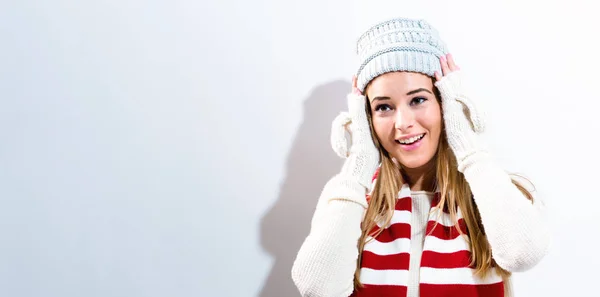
[401,159,436,192]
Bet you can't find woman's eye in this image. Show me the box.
[374,104,392,112]
[410,97,427,105]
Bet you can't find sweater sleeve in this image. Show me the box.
[460,152,551,272]
[291,174,367,297]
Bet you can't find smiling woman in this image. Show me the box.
[365,72,442,185]
[290,17,550,297]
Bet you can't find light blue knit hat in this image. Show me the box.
[355,17,449,92]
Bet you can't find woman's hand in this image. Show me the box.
[434,54,487,171]
[330,75,380,190]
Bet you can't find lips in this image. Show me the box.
[395,133,425,145]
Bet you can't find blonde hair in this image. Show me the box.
[354,81,533,296]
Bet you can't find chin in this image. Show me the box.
[391,151,437,170]
[396,157,431,169]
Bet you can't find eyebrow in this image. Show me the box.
[406,88,433,96]
[371,88,433,102]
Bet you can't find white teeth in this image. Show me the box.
[398,134,424,144]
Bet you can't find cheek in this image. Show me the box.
[424,104,442,135]
[372,116,394,141]
[429,112,443,136]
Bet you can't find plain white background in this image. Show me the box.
[1,0,598,296]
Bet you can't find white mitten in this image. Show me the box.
[435,70,488,172]
[323,92,380,208]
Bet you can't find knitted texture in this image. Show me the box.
[434,70,488,172]
[292,163,549,297]
[406,191,434,297]
[291,17,550,297]
[291,65,550,297]
[350,177,505,297]
[355,17,449,92]
[331,93,380,192]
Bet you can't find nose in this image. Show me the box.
[394,107,415,132]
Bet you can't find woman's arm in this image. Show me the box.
[434,55,550,272]
[292,82,380,296]
[460,153,550,272]
[291,175,366,297]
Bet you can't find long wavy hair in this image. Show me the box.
[353,78,533,296]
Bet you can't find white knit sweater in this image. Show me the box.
[406,191,434,297]
[290,157,550,297]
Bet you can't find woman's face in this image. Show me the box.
[366,71,442,170]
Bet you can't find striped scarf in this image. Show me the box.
[350,171,504,297]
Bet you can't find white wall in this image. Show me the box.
[0,0,597,296]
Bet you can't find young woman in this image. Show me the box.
[291,17,550,297]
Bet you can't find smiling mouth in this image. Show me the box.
[395,133,425,145]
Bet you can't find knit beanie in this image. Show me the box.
[355,17,449,93]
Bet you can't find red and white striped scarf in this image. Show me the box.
[350,170,504,297]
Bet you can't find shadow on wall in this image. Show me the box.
[258,80,350,297]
